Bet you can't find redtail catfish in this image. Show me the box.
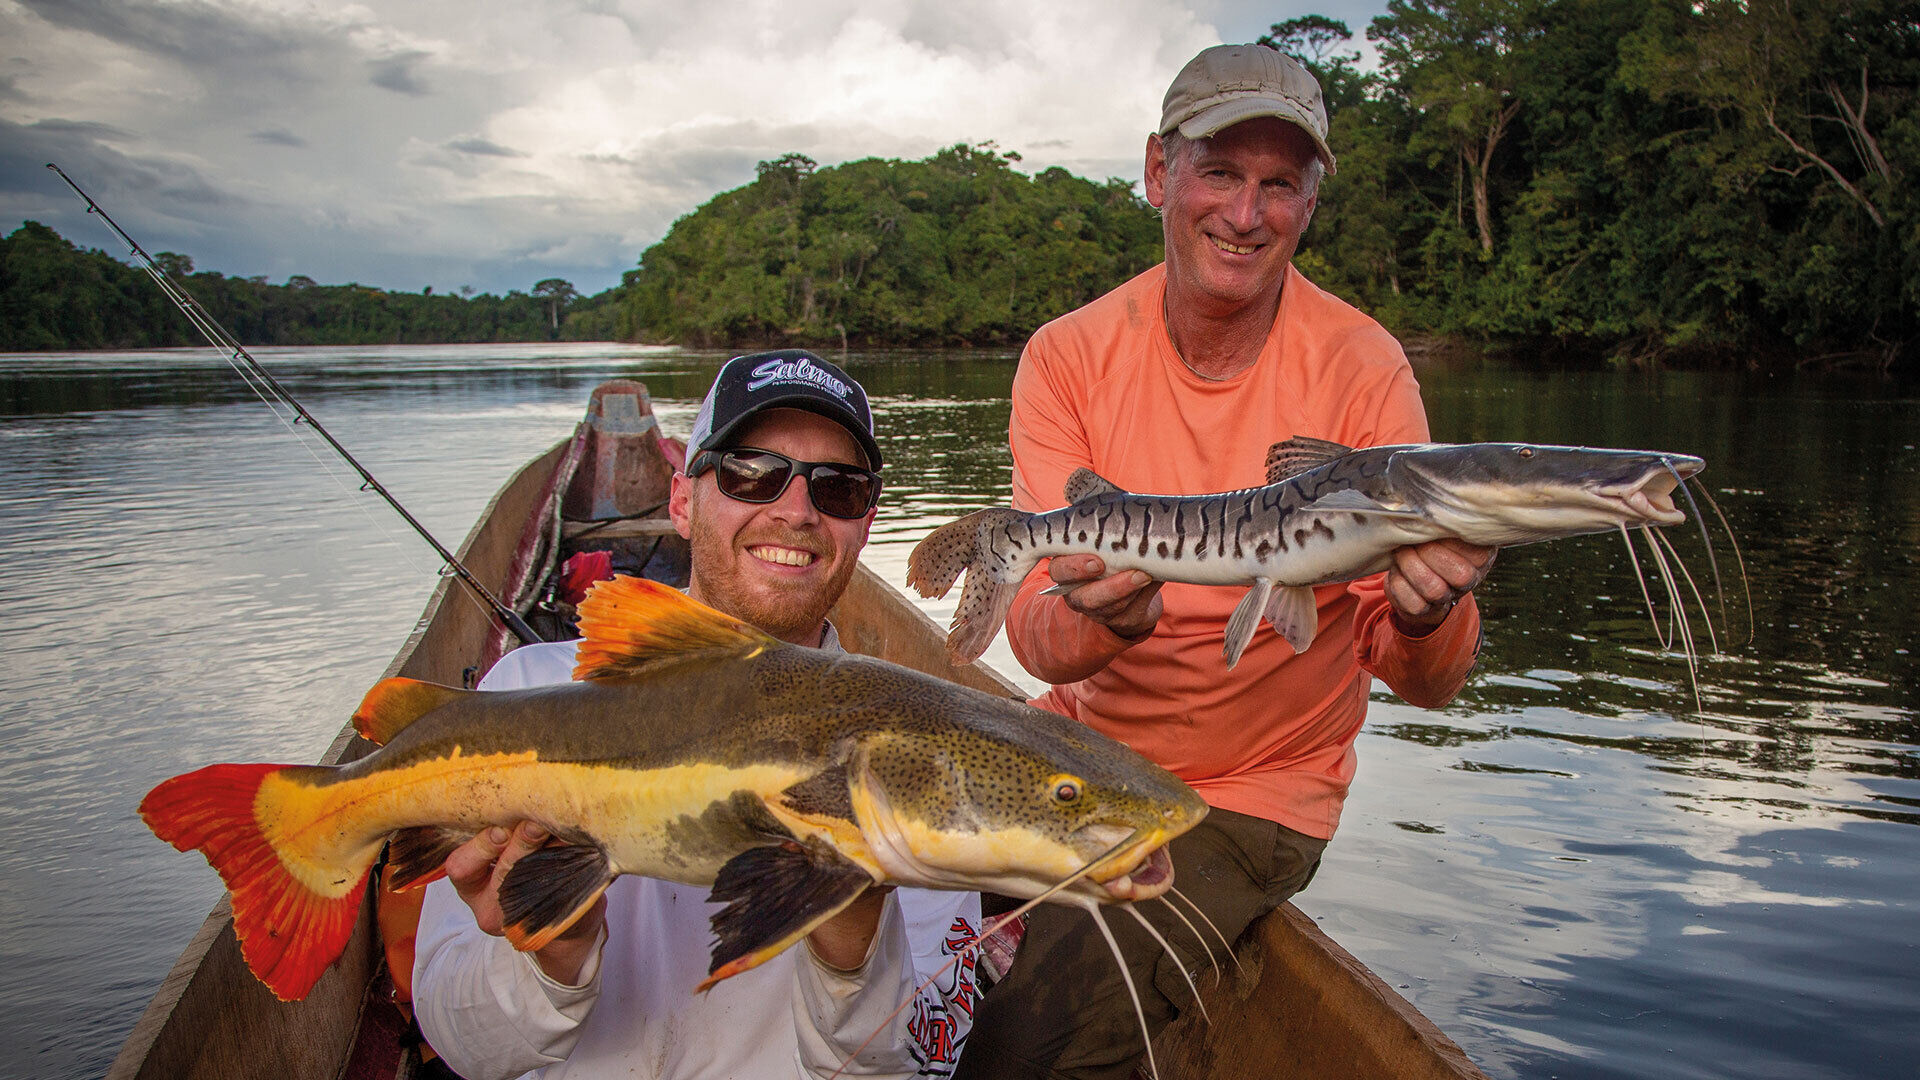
[140,577,1207,1001]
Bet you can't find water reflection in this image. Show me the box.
[0,345,1914,1080]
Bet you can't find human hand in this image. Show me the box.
[1386,539,1497,633]
[806,884,895,972]
[446,821,607,983]
[1047,554,1164,642]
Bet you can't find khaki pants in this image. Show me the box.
[952,808,1326,1080]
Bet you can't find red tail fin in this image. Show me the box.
[140,763,369,1001]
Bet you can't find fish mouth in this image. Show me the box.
[1079,825,1178,902]
[1595,456,1703,526]
[1091,842,1176,902]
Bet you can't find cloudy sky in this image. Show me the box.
[2,0,1388,297]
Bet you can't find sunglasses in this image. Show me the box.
[689,448,881,520]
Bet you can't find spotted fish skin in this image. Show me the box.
[908,438,1706,667]
[139,578,1209,1002]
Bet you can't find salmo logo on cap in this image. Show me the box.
[747,356,851,399]
[687,349,881,470]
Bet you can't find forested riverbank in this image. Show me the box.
[4,1,1912,367]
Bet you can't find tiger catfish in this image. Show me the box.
[908,437,1707,667]
[140,576,1208,1002]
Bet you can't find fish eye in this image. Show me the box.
[1517,447,1535,458]
[1048,775,1083,804]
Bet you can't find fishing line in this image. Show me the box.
[47,162,542,645]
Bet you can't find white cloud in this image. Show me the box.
[2,0,1385,297]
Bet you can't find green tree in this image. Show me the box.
[533,278,578,332]
[1370,0,1544,254]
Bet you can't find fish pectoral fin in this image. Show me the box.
[700,840,876,991]
[385,825,471,891]
[1063,467,1124,503]
[498,842,616,953]
[1300,489,1424,518]
[573,576,779,680]
[353,678,470,745]
[777,764,856,823]
[1036,580,1087,599]
[1223,579,1274,669]
[1264,585,1320,654]
[1265,436,1356,484]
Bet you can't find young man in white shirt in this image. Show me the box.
[413,351,982,1079]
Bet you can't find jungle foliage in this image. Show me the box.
[614,146,1164,348]
[6,0,1912,366]
[618,0,1914,364]
[0,220,619,351]
[1281,0,1917,366]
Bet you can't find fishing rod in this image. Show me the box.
[47,162,544,646]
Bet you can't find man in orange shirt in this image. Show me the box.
[951,45,1496,1080]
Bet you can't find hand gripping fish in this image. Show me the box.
[908,437,1707,668]
[140,577,1208,1002]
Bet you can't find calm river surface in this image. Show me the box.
[1,343,1914,1080]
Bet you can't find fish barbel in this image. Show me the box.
[140,576,1208,1002]
[908,437,1708,667]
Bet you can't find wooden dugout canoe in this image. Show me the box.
[108,381,1487,1080]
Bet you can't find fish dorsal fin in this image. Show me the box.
[574,575,779,680]
[352,678,469,745]
[1063,467,1124,504]
[1265,436,1356,484]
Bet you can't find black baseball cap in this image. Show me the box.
[686,350,882,470]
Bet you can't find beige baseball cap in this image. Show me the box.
[1159,44,1337,175]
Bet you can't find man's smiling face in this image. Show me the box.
[1146,116,1321,317]
[670,407,874,646]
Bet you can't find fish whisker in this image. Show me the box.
[1123,901,1211,1025]
[1641,526,1703,714]
[1084,900,1162,1080]
[1155,893,1222,987]
[1618,524,1673,651]
[828,836,1147,1080]
[1669,465,1728,630]
[1688,480,1755,646]
[1653,526,1720,656]
[1168,885,1244,977]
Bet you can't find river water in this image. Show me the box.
[1,344,1913,1080]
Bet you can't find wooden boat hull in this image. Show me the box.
[109,384,1486,1080]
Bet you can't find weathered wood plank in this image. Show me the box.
[1155,903,1487,1079]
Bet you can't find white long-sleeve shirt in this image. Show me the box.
[413,637,981,1080]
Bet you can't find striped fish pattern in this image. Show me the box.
[908,437,1705,668]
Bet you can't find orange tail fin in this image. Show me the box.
[140,763,369,1001]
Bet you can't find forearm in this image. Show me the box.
[1005,568,1141,685]
[792,891,921,1078]
[1350,578,1483,709]
[412,881,604,1080]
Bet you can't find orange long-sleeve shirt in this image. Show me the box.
[1006,264,1481,840]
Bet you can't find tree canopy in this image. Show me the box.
[614,144,1164,348]
[1287,0,1916,366]
[6,1,1913,368]
[0,221,619,350]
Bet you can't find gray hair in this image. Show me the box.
[1158,129,1326,194]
